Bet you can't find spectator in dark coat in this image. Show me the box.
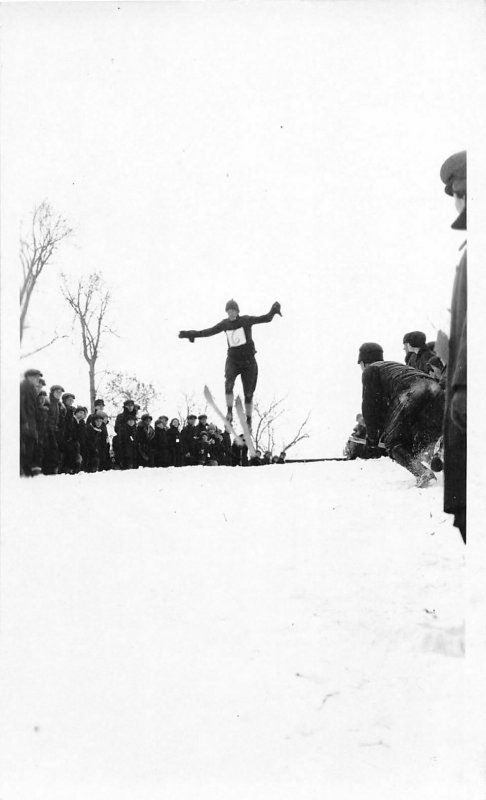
[153,416,170,467]
[72,406,88,472]
[231,439,248,466]
[117,416,137,470]
[114,399,137,434]
[32,390,49,475]
[20,368,43,476]
[181,415,199,465]
[167,419,184,467]
[249,449,263,466]
[196,414,208,437]
[60,392,76,473]
[402,332,436,373]
[43,385,64,475]
[358,342,444,487]
[440,150,467,543]
[136,414,155,467]
[85,414,104,473]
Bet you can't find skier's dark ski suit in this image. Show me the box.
[179,301,281,420]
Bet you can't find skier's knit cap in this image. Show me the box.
[357,342,384,364]
[24,368,43,379]
[440,150,466,197]
[50,384,64,393]
[95,410,107,419]
[225,299,239,313]
[403,331,426,348]
[62,392,75,402]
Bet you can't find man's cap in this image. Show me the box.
[141,413,152,422]
[225,299,240,313]
[38,390,47,398]
[123,399,135,407]
[187,414,197,420]
[198,414,208,420]
[94,398,105,407]
[24,368,43,379]
[158,415,169,422]
[50,384,64,393]
[403,331,426,348]
[74,405,86,414]
[62,392,75,402]
[95,410,107,419]
[440,150,467,197]
[357,342,384,364]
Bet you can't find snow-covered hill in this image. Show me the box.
[0,459,467,799]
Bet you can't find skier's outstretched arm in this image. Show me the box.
[246,301,282,326]
[179,321,225,342]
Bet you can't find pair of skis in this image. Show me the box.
[203,385,256,458]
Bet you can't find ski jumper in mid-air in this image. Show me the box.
[179,299,282,428]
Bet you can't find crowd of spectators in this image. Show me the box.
[19,379,287,476]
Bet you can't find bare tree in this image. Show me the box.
[253,396,310,456]
[20,200,73,343]
[61,272,114,412]
[102,371,160,416]
[280,412,311,456]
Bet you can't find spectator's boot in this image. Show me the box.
[390,444,436,487]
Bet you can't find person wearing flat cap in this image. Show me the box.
[357,342,444,488]
[179,299,282,429]
[438,150,467,544]
[19,368,43,475]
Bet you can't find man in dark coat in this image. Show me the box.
[43,384,64,475]
[402,331,436,373]
[20,368,43,476]
[136,414,155,467]
[181,414,199,466]
[72,406,88,472]
[59,392,76,473]
[179,299,282,429]
[358,342,444,487]
[153,416,170,467]
[114,399,137,433]
[439,150,467,543]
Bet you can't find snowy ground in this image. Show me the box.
[0,459,469,799]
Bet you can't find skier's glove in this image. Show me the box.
[271,301,282,317]
[179,330,196,343]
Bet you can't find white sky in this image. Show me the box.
[1,0,485,456]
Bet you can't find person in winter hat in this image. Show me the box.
[438,150,467,543]
[42,385,64,474]
[402,331,436,373]
[179,299,282,430]
[136,414,155,468]
[357,342,444,487]
[19,368,43,476]
[167,418,184,467]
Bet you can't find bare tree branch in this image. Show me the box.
[61,272,114,411]
[19,200,73,341]
[20,333,69,359]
